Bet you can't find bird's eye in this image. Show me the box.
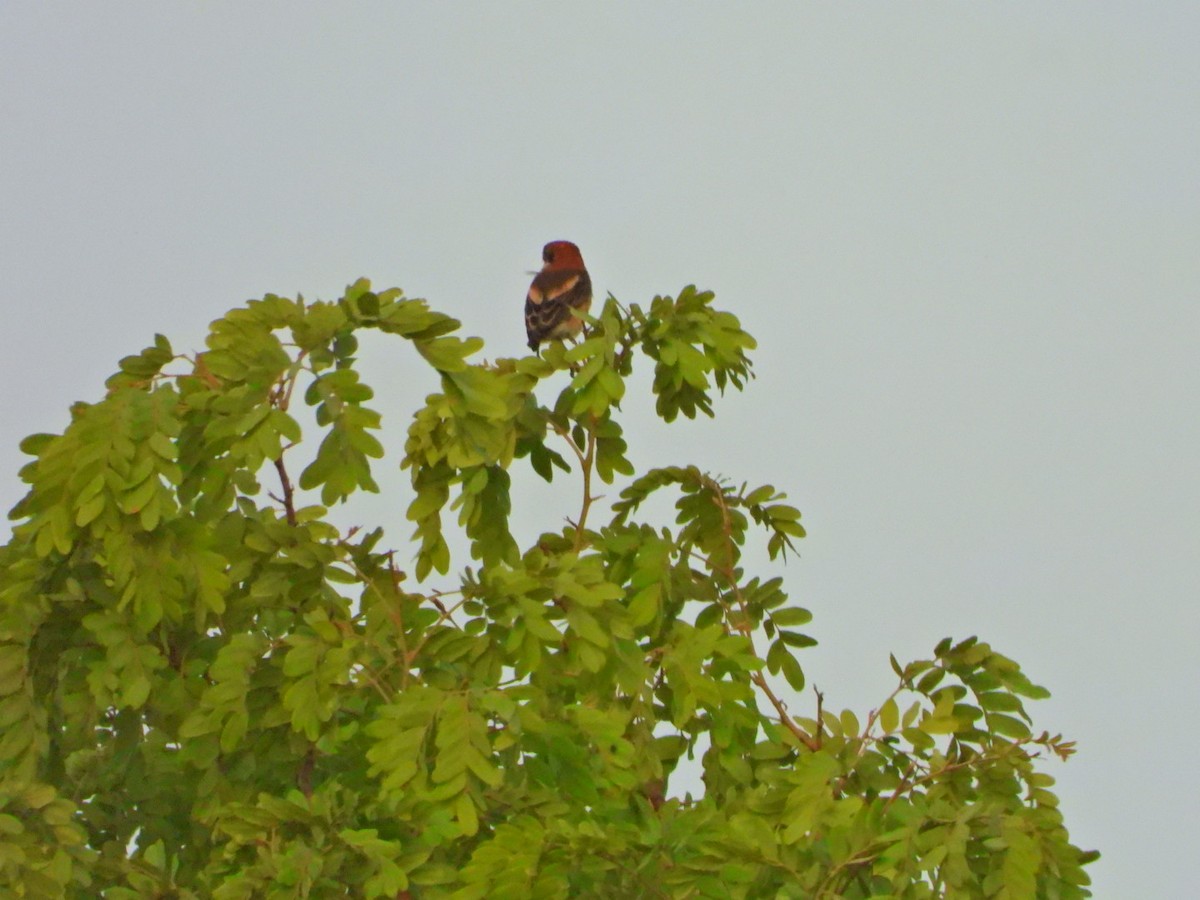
[543,247,554,264]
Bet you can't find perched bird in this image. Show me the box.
[524,240,592,352]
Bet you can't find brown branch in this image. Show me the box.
[274,456,297,526]
[881,738,1036,813]
[814,844,882,899]
[548,417,586,467]
[296,744,316,798]
[548,415,598,552]
[838,678,908,777]
[751,671,819,752]
[701,475,820,752]
[278,349,308,412]
[859,680,904,742]
[405,592,470,668]
[334,542,409,699]
[268,352,309,526]
[574,421,597,551]
[814,686,825,749]
[352,662,396,702]
[882,760,921,813]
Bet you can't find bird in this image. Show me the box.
[524,240,592,352]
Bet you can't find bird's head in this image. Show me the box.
[542,240,585,270]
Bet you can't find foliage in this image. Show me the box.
[0,279,1096,897]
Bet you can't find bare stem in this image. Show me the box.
[336,541,411,697]
[274,457,297,526]
[815,686,825,749]
[278,350,308,412]
[405,592,472,669]
[269,353,308,527]
[549,418,587,468]
[702,475,819,752]
[549,415,598,552]
[574,422,597,551]
[881,737,1037,813]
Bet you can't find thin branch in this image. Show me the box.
[881,737,1037,813]
[278,349,308,412]
[273,457,297,526]
[548,415,598,552]
[351,662,395,703]
[839,677,907,773]
[268,352,308,526]
[814,686,825,749]
[751,671,819,752]
[814,844,881,899]
[335,540,411,697]
[882,760,920,813]
[701,475,820,752]
[551,421,587,467]
[574,421,598,551]
[405,592,471,668]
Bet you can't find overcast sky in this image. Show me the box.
[3,4,1197,895]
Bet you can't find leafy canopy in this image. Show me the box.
[0,280,1096,897]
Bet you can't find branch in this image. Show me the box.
[405,591,470,669]
[881,737,1038,813]
[273,456,297,526]
[751,670,819,752]
[815,686,825,749]
[269,352,308,527]
[548,418,586,469]
[548,415,598,552]
[574,420,598,551]
[336,540,410,698]
[702,475,819,752]
[278,349,308,412]
[814,844,881,899]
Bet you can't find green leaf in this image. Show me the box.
[779,652,806,692]
[916,667,946,694]
[989,713,1033,739]
[879,698,899,734]
[770,607,812,627]
[921,715,961,735]
[779,630,817,650]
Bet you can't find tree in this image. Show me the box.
[0,280,1096,897]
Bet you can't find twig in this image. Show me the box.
[843,677,907,770]
[547,415,598,552]
[882,760,920,813]
[815,686,825,749]
[268,351,310,526]
[574,421,598,550]
[405,592,471,667]
[335,542,410,698]
[751,671,819,752]
[881,738,1035,813]
[814,845,880,898]
[278,349,308,412]
[702,475,819,752]
[549,418,587,467]
[273,457,297,526]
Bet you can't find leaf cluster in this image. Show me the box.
[0,280,1095,896]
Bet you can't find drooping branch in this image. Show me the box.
[702,475,820,752]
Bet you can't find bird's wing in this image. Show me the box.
[526,270,581,305]
[525,268,592,349]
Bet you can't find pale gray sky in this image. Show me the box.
[3,4,1197,895]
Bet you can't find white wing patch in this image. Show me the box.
[528,273,579,305]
